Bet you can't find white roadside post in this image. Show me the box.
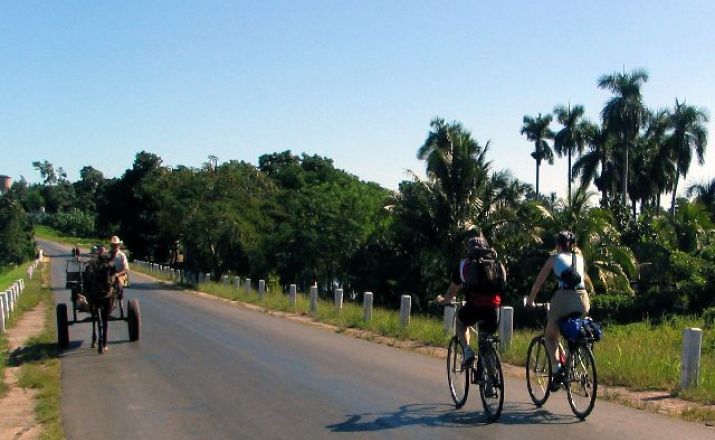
[444,304,456,334]
[245,279,251,295]
[309,285,318,313]
[400,295,411,327]
[363,292,373,322]
[205,273,211,283]
[680,328,703,390]
[499,306,514,352]
[234,276,241,290]
[7,289,14,313]
[223,275,229,285]
[0,294,5,333]
[334,288,343,311]
[0,292,6,329]
[289,284,297,306]
[258,280,266,300]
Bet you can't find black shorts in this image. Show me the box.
[457,303,498,334]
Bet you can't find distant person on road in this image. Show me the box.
[435,232,506,367]
[109,236,130,299]
[72,243,81,259]
[525,231,591,390]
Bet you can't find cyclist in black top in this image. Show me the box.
[436,234,506,366]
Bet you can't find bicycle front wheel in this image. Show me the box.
[526,336,551,407]
[447,336,469,408]
[478,344,504,422]
[566,344,597,419]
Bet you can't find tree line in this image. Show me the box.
[3,67,714,324]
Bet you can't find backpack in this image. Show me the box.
[557,252,582,290]
[461,252,505,296]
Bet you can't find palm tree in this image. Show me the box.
[415,117,491,262]
[572,122,614,205]
[687,178,715,220]
[668,100,709,215]
[553,104,588,204]
[640,109,675,211]
[598,68,649,206]
[521,113,555,197]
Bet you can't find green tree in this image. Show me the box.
[553,104,588,203]
[521,113,554,197]
[668,100,709,215]
[598,68,649,206]
[0,195,35,268]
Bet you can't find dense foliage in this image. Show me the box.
[12,68,715,323]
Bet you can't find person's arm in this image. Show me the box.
[436,281,460,305]
[526,256,554,308]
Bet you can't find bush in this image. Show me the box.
[42,209,96,238]
[703,307,715,329]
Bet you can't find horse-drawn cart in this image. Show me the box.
[57,258,141,352]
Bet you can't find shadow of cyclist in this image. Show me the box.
[326,402,578,432]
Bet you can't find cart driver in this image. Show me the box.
[109,236,129,299]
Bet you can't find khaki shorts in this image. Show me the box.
[548,289,590,326]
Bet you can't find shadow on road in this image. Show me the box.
[127,282,173,291]
[327,402,579,432]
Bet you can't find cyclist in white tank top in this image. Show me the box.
[526,231,591,386]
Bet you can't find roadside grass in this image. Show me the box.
[0,260,45,396]
[34,225,101,248]
[1,259,63,440]
[132,265,715,408]
[0,264,28,292]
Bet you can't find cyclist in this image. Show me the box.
[526,230,591,390]
[109,236,130,300]
[71,243,81,259]
[436,233,506,369]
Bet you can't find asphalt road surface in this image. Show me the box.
[43,241,713,439]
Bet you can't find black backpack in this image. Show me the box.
[461,252,505,296]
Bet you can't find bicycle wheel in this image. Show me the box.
[447,336,469,408]
[566,343,597,419]
[478,344,504,422]
[526,336,552,407]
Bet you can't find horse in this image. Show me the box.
[83,258,118,354]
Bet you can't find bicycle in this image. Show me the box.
[524,298,598,419]
[442,301,505,422]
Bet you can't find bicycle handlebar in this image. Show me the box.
[523,296,550,310]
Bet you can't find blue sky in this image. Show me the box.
[2,1,714,197]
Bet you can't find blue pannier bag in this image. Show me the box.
[559,317,582,341]
[581,318,603,342]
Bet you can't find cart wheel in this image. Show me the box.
[56,304,69,348]
[127,299,141,341]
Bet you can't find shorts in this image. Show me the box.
[548,289,590,326]
[457,303,498,334]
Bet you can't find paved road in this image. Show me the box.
[43,241,713,439]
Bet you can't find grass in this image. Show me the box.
[0,264,28,292]
[1,258,64,439]
[134,264,715,409]
[34,224,102,248]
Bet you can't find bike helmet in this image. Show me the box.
[555,230,576,249]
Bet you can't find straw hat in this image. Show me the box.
[110,235,122,245]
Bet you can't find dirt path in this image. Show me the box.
[0,303,47,439]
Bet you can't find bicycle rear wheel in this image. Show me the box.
[447,336,469,408]
[526,336,551,407]
[478,344,504,422]
[566,344,597,419]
